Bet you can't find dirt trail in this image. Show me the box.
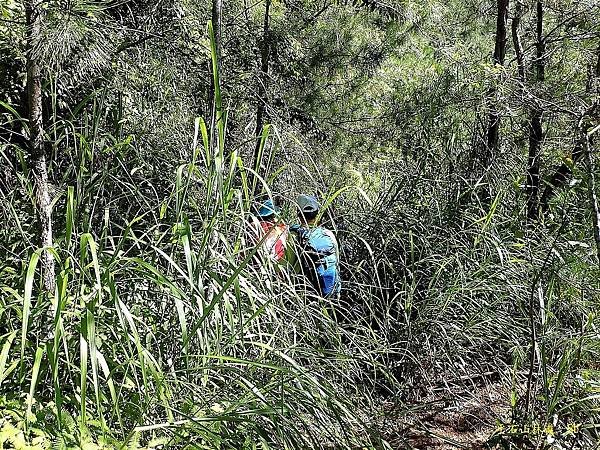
[379,380,509,449]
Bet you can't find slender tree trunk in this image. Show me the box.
[252,0,271,188]
[511,0,525,83]
[527,113,542,220]
[26,0,55,293]
[484,0,510,167]
[526,0,545,221]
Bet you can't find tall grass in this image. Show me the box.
[2,13,600,450]
[334,143,600,446]
[0,21,395,449]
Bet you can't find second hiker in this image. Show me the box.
[289,194,341,298]
[249,198,289,265]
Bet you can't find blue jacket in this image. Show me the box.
[291,225,341,297]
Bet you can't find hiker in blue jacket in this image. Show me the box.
[289,194,341,298]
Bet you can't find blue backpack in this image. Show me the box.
[291,225,341,297]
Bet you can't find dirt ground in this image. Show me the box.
[377,379,510,449]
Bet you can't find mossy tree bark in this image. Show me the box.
[25,0,55,293]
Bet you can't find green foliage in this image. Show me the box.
[0,19,389,449]
[0,395,161,450]
[1,0,600,448]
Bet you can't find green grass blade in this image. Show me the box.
[79,233,104,427]
[96,348,122,428]
[65,186,75,249]
[26,346,45,422]
[80,328,88,432]
[0,100,24,120]
[21,250,41,366]
[0,331,18,387]
[252,124,270,194]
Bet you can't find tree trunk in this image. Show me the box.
[526,0,545,222]
[25,0,55,293]
[526,111,542,220]
[483,0,510,167]
[252,0,271,189]
[511,0,525,83]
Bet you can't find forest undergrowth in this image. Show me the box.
[1,5,600,450]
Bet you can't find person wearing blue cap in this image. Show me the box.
[289,195,341,297]
[249,198,288,263]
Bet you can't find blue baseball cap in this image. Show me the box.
[297,195,320,213]
[256,199,279,217]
